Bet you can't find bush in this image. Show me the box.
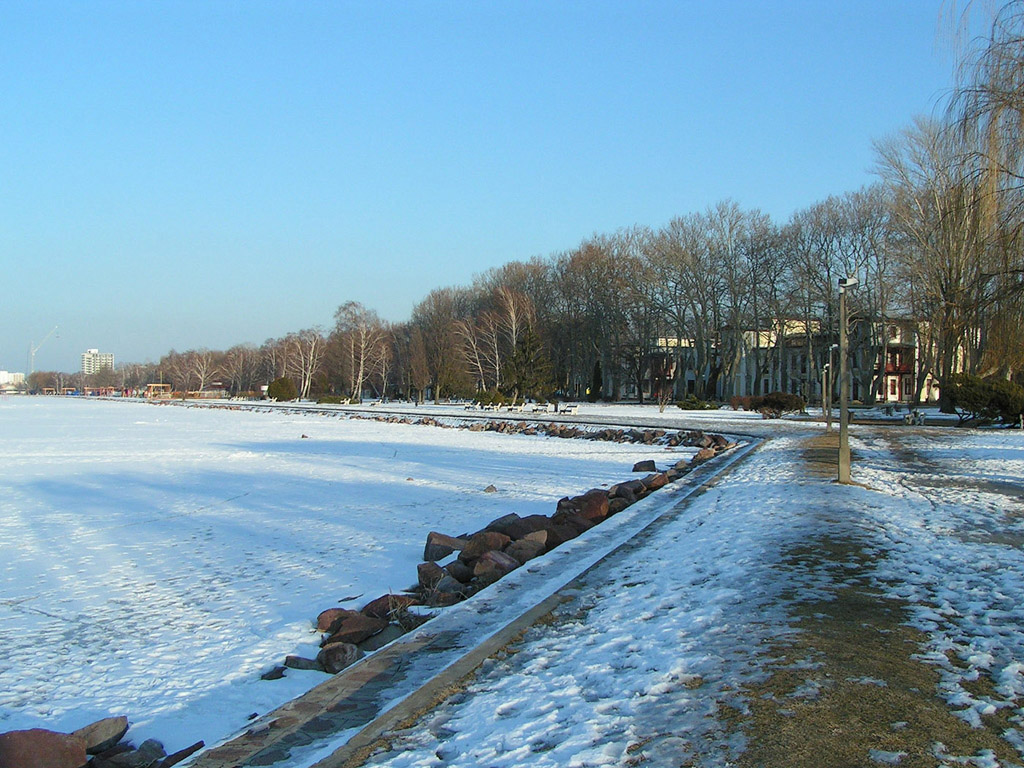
[988,378,1024,423]
[676,395,717,411]
[745,391,806,419]
[763,391,806,414]
[474,389,506,407]
[945,374,1024,424]
[267,376,298,402]
[316,395,350,405]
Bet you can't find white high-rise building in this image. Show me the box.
[0,371,25,386]
[81,349,114,375]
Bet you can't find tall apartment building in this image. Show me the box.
[81,349,114,375]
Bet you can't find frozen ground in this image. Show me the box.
[0,397,678,753]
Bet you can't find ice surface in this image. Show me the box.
[0,397,677,752]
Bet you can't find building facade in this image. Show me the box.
[81,349,115,375]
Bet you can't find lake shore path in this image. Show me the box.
[186,411,1024,768]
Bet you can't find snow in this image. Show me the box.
[356,421,1024,768]
[4,396,1024,766]
[0,397,680,753]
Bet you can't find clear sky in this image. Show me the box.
[1,1,970,372]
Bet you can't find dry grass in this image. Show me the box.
[733,537,1017,768]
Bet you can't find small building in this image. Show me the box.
[144,383,173,399]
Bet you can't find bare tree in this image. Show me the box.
[875,117,991,404]
[284,329,326,400]
[333,302,387,402]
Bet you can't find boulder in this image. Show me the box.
[94,738,165,767]
[362,593,419,620]
[73,715,129,755]
[284,655,324,671]
[423,590,464,608]
[544,523,579,549]
[0,729,87,768]
[321,613,388,646]
[641,473,669,492]
[417,561,446,590]
[555,489,608,522]
[607,497,631,515]
[552,512,595,536]
[519,515,556,534]
[632,459,657,472]
[459,531,512,563]
[316,607,359,633]
[483,484,498,493]
[692,447,716,462]
[444,559,475,584]
[576,489,610,522]
[522,529,548,547]
[473,550,520,584]
[612,479,645,500]
[358,624,407,652]
[505,538,545,565]
[434,574,468,594]
[423,531,470,561]
[260,666,287,680]
[154,741,204,768]
[483,513,539,540]
[317,642,363,674]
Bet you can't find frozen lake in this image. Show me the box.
[0,397,674,752]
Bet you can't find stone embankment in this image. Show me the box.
[0,716,202,768]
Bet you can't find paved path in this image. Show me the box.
[346,428,1024,768]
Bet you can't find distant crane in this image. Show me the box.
[28,325,59,374]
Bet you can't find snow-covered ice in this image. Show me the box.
[0,397,677,752]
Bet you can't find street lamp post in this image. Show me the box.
[822,363,831,432]
[838,277,858,484]
[824,343,838,433]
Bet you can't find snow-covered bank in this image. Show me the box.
[0,398,680,753]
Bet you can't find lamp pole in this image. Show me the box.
[823,363,831,432]
[825,343,838,433]
[838,277,857,484]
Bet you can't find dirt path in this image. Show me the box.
[732,431,1017,767]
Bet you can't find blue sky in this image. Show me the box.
[2,1,968,372]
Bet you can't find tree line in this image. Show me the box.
[29,3,1024,408]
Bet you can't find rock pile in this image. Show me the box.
[275,430,737,678]
[0,716,203,768]
[343,412,723,449]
